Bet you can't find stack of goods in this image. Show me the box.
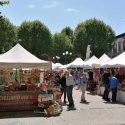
[46,83,62,103]
[34,94,63,117]
[0,69,42,92]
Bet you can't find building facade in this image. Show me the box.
[111,33,125,57]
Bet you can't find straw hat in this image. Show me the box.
[82,72,87,76]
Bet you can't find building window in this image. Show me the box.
[113,43,117,53]
[118,42,121,52]
[123,40,125,51]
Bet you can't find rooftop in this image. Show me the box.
[116,33,125,38]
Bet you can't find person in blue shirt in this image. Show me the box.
[109,72,119,103]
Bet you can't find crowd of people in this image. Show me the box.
[52,69,93,111]
[51,68,125,111]
[53,70,75,111]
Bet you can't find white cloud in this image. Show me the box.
[42,1,60,9]
[28,4,36,9]
[66,8,79,12]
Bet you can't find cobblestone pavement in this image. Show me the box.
[0,88,125,125]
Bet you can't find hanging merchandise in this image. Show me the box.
[15,69,20,82]
[41,81,47,92]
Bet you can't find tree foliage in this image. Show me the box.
[73,18,115,58]
[52,33,72,63]
[0,17,17,53]
[18,20,52,59]
[61,26,73,43]
[0,16,116,62]
[0,0,9,17]
[0,0,9,5]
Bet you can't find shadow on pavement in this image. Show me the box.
[86,92,98,96]
[103,101,125,106]
[80,101,90,105]
[0,111,45,119]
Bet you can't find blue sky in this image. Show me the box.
[1,0,125,35]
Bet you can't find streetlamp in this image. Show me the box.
[62,51,72,64]
[69,52,72,56]
[53,56,60,63]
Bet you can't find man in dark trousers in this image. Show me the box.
[109,72,119,103]
[59,70,67,103]
[102,69,110,101]
[65,70,76,111]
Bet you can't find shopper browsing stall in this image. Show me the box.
[102,69,111,102]
[109,72,119,103]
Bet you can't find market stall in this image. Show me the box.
[96,52,125,103]
[84,55,98,69]
[0,44,62,115]
[52,63,63,71]
[68,58,85,68]
[92,53,111,68]
[59,58,85,70]
[0,43,51,69]
[100,86,125,103]
[101,51,125,68]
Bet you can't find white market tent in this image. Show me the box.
[59,64,70,70]
[0,44,52,69]
[84,55,98,69]
[92,53,111,68]
[68,58,85,68]
[52,63,63,71]
[102,51,125,68]
[59,57,85,69]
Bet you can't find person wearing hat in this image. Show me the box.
[80,72,88,103]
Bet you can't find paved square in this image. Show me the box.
[0,88,125,125]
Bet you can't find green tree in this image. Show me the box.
[73,18,115,58]
[0,17,17,53]
[52,33,72,64]
[18,20,52,60]
[17,21,32,51]
[0,0,9,17]
[0,0,9,5]
[61,26,74,43]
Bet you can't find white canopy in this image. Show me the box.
[68,58,85,68]
[102,51,125,67]
[84,55,98,69]
[52,63,63,71]
[93,53,111,68]
[0,44,51,69]
[59,64,70,69]
[59,57,85,69]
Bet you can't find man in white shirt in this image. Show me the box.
[65,70,76,111]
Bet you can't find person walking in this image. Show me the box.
[65,70,76,110]
[102,69,111,101]
[109,72,119,103]
[80,72,88,103]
